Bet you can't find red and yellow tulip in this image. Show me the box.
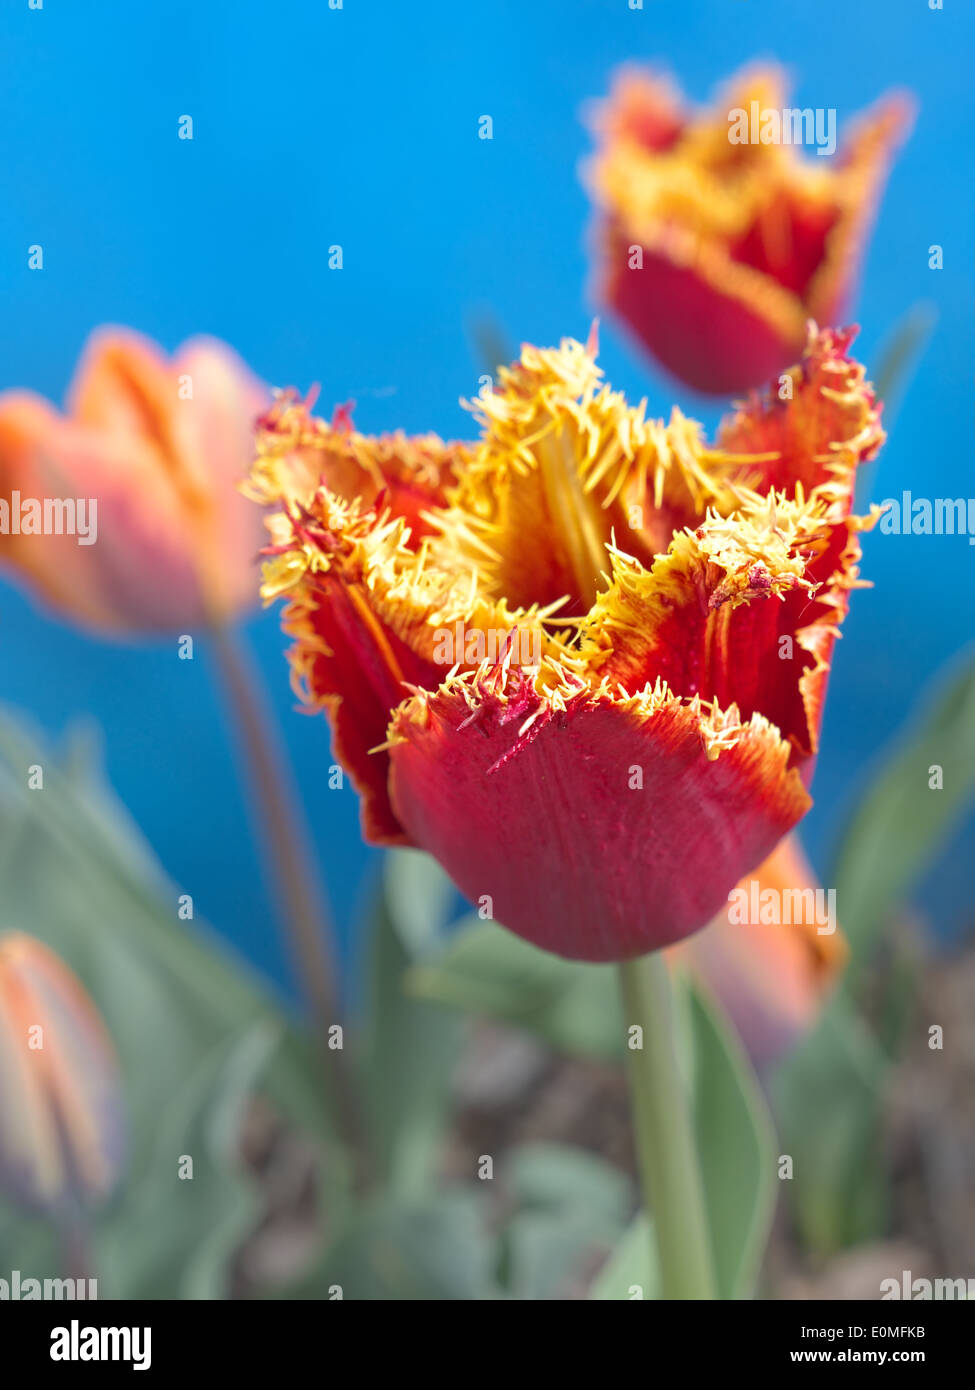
[252,324,882,963]
[585,65,912,394]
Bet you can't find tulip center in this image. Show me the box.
[535,424,610,614]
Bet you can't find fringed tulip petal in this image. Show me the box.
[258,483,556,843]
[578,499,815,753]
[718,325,885,504]
[250,392,468,543]
[804,96,918,329]
[386,666,810,961]
[579,491,873,768]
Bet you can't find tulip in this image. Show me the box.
[584,65,913,394]
[0,331,361,1158]
[0,327,266,632]
[252,323,882,963]
[676,835,848,1066]
[0,933,124,1212]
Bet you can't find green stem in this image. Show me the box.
[209,623,369,1183]
[57,1209,94,1287]
[618,953,716,1300]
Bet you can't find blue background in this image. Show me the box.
[1,0,972,994]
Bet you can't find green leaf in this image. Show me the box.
[97,1025,277,1299]
[687,983,777,1300]
[834,649,975,970]
[771,994,889,1253]
[502,1143,630,1219]
[0,1200,58,1284]
[0,710,344,1295]
[283,1190,500,1301]
[588,1214,658,1300]
[406,918,622,1060]
[856,302,936,510]
[360,862,465,1195]
[382,849,457,956]
[497,1144,631,1300]
[466,310,514,380]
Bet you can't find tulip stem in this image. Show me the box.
[57,1210,94,1287]
[619,953,716,1300]
[209,623,368,1182]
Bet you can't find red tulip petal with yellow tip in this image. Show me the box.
[254,325,882,960]
[388,665,811,959]
[249,392,469,542]
[585,65,913,394]
[0,933,124,1213]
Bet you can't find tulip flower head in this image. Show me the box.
[0,933,124,1213]
[585,65,913,394]
[0,328,266,633]
[252,325,883,961]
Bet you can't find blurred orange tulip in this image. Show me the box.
[0,933,124,1212]
[0,328,267,633]
[675,835,848,1065]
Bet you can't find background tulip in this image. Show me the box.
[677,836,848,1067]
[0,328,267,633]
[585,65,913,394]
[0,330,353,1167]
[0,932,124,1213]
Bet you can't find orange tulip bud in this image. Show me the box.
[0,933,124,1212]
[0,328,267,633]
[674,836,849,1065]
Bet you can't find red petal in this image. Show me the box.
[598,223,806,395]
[579,478,873,769]
[388,669,810,961]
[254,394,468,546]
[270,496,555,844]
[284,574,435,844]
[719,324,885,503]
